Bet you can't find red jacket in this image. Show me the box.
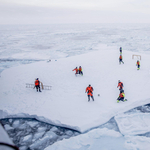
[137,61,140,65]
[73,68,78,74]
[117,82,123,89]
[79,67,82,71]
[119,93,125,98]
[35,80,39,86]
[86,86,93,96]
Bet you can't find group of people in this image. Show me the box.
[72,66,83,76]
[72,66,94,102]
[34,47,139,103]
[117,80,127,102]
[85,80,127,103]
[119,47,140,70]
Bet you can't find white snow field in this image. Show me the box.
[45,127,150,150]
[0,48,150,149]
[0,48,150,131]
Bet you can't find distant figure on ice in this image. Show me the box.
[136,60,140,70]
[85,84,94,102]
[78,66,83,76]
[119,55,124,64]
[117,80,123,91]
[117,90,127,103]
[72,67,78,76]
[35,78,41,92]
[120,47,122,54]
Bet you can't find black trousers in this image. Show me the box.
[119,59,124,64]
[117,97,124,101]
[79,71,83,75]
[36,85,41,92]
[88,95,94,101]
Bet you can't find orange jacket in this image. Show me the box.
[86,86,93,96]
[137,61,140,65]
[119,93,125,98]
[79,67,82,71]
[119,55,122,59]
[35,80,40,86]
[117,82,123,89]
[73,68,78,74]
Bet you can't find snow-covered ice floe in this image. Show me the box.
[115,112,150,136]
[0,49,150,134]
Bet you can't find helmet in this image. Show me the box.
[89,84,91,86]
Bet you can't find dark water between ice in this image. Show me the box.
[1,103,150,150]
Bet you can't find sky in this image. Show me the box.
[0,0,150,24]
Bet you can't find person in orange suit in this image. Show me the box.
[117,80,123,91]
[35,78,41,92]
[78,66,83,76]
[72,67,78,75]
[85,84,94,102]
[136,60,140,70]
[119,55,124,64]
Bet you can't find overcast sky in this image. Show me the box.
[0,0,150,24]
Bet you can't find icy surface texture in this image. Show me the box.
[0,118,80,150]
[1,104,150,150]
[0,24,150,73]
[98,117,120,132]
[125,103,150,114]
[45,104,150,150]
[115,104,150,136]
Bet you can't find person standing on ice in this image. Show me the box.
[119,55,124,64]
[78,66,83,76]
[85,84,94,102]
[117,90,127,102]
[117,80,123,91]
[136,60,140,70]
[120,47,122,54]
[72,67,78,76]
[35,78,41,92]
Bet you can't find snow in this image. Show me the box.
[1,24,150,150]
[4,124,14,131]
[0,48,150,135]
[45,128,126,150]
[0,117,78,150]
[22,135,32,142]
[46,127,150,150]
[0,124,14,150]
[124,136,150,150]
[12,120,20,128]
[115,113,150,135]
